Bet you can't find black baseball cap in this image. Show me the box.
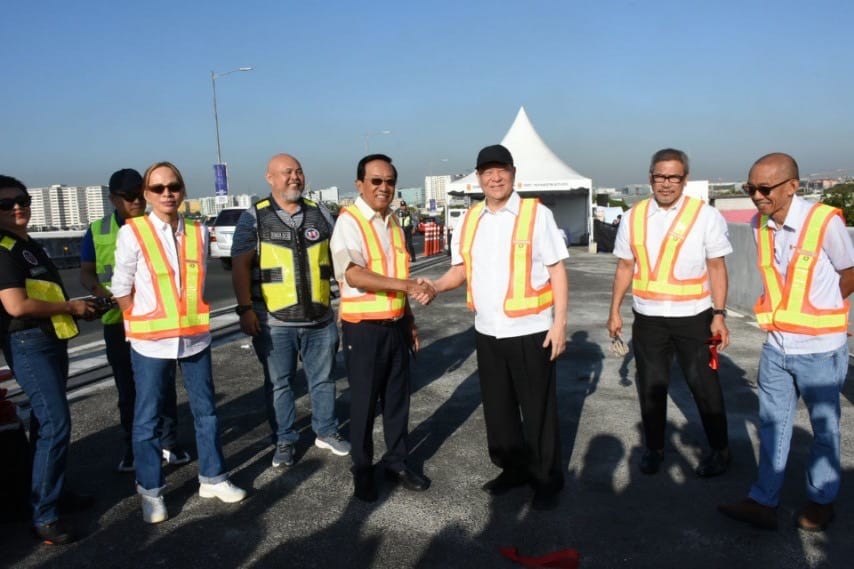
[109,168,143,195]
[476,144,514,170]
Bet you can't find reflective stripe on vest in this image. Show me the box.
[92,214,123,324]
[256,198,332,320]
[338,206,408,323]
[458,198,554,317]
[123,217,210,340]
[754,203,848,335]
[629,196,709,301]
[0,235,78,339]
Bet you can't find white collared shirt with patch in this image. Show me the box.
[450,192,568,339]
[753,195,854,354]
[613,194,732,317]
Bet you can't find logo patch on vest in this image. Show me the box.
[270,231,292,241]
[23,250,39,266]
[304,228,321,241]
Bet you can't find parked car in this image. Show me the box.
[209,207,246,270]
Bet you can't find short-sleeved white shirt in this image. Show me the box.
[330,196,403,300]
[754,195,854,354]
[613,194,732,317]
[451,192,568,338]
[111,212,211,359]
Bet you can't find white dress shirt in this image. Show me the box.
[450,192,568,339]
[111,212,211,359]
[613,194,732,317]
[755,196,854,354]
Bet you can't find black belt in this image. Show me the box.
[362,318,403,327]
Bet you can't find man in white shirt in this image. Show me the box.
[607,148,732,478]
[719,153,854,531]
[432,144,569,511]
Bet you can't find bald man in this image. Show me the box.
[719,153,854,532]
[231,154,350,470]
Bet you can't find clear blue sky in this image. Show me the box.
[3,0,852,197]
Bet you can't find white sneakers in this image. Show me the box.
[139,479,246,523]
[199,480,247,503]
[140,493,168,524]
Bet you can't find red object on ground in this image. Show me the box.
[499,546,580,568]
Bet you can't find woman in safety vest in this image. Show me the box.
[110,162,246,524]
[0,175,99,545]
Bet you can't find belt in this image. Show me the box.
[361,318,403,327]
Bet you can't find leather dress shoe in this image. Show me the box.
[797,501,834,532]
[481,470,531,496]
[639,449,664,475]
[353,470,377,502]
[718,498,778,530]
[384,467,430,492]
[696,448,731,478]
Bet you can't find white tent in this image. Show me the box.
[447,107,594,244]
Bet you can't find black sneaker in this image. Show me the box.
[33,519,76,545]
[117,446,135,473]
[162,446,192,465]
[272,442,295,467]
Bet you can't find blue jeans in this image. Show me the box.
[2,327,70,526]
[130,347,226,495]
[252,319,339,444]
[749,342,849,507]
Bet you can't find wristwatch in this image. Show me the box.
[712,309,727,318]
[235,304,253,316]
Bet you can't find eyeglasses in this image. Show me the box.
[115,191,144,202]
[146,183,184,194]
[742,178,794,197]
[651,174,686,184]
[0,194,32,211]
[368,178,396,187]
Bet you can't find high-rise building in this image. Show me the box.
[26,184,109,230]
[425,175,451,207]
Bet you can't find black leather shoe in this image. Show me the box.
[33,518,76,545]
[696,448,731,478]
[481,470,531,496]
[639,449,664,475]
[384,467,430,492]
[353,470,377,502]
[59,490,95,513]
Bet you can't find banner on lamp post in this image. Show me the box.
[214,164,228,204]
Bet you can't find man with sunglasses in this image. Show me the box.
[607,148,732,478]
[231,154,350,470]
[719,153,854,532]
[80,169,189,473]
[330,154,435,502]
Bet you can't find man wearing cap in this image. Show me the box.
[431,144,569,510]
[80,169,190,472]
[397,201,416,261]
[231,153,350,470]
[607,148,732,478]
[718,153,854,531]
[330,153,435,502]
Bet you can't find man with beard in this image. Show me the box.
[231,154,350,470]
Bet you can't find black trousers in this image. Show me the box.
[104,322,177,450]
[632,309,729,451]
[342,320,411,473]
[475,330,563,492]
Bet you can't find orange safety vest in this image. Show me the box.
[754,203,848,335]
[123,217,210,340]
[629,196,709,301]
[458,198,553,317]
[338,206,408,323]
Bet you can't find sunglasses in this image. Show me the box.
[742,178,793,197]
[368,177,396,187]
[115,191,144,202]
[146,183,184,194]
[0,194,32,211]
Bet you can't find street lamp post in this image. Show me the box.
[363,129,392,152]
[210,66,253,167]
